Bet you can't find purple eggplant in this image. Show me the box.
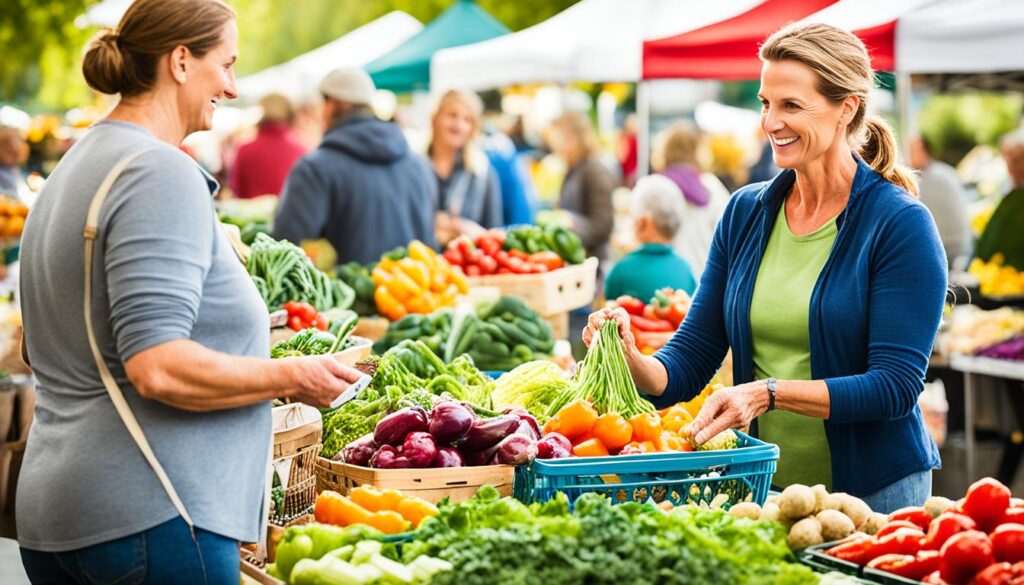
[462,441,502,467]
[402,432,439,468]
[429,401,475,444]
[433,446,464,468]
[373,406,428,447]
[339,434,378,466]
[503,407,542,440]
[370,444,412,469]
[495,433,538,466]
[457,414,520,452]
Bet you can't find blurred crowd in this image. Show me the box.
[3,64,1024,303]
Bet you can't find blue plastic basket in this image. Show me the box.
[514,431,779,507]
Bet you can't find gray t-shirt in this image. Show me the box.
[919,160,972,268]
[17,120,271,552]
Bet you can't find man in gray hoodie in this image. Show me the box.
[273,68,436,264]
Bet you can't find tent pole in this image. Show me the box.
[637,80,651,178]
[896,70,913,160]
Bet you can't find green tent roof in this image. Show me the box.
[365,0,510,94]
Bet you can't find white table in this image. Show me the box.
[948,353,1024,481]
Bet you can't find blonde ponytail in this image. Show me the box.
[859,116,918,196]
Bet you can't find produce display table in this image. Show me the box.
[948,353,1024,483]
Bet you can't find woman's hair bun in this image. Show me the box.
[82,29,126,95]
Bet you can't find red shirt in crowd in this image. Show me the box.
[229,122,307,199]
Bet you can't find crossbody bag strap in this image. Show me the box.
[83,148,195,531]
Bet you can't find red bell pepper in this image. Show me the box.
[868,550,941,581]
[890,506,935,532]
[826,535,875,565]
[1004,508,1024,526]
[964,478,1012,533]
[629,315,675,333]
[993,524,1024,564]
[873,527,926,559]
[969,562,1013,585]
[616,296,645,316]
[878,520,926,539]
[940,530,996,585]
[923,512,979,551]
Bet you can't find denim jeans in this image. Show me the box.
[861,469,933,514]
[20,518,239,585]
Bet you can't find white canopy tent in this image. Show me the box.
[429,0,764,91]
[235,11,422,103]
[895,0,1024,74]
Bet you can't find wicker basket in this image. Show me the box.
[466,257,599,316]
[315,458,514,504]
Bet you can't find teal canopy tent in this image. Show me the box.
[365,0,510,93]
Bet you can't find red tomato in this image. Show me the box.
[443,248,464,267]
[890,506,935,532]
[969,562,1013,585]
[940,530,996,585]
[478,255,498,275]
[992,524,1024,564]
[878,521,928,539]
[826,535,875,565]
[465,264,481,277]
[964,478,1012,533]
[287,315,305,331]
[922,570,947,584]
[454,236,474,259]
[923,512,979,551]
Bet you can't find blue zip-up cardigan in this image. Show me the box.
[653,155,946,496]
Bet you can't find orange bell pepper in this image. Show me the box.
[628,412,662,444]
[661,405,694,433]
[396,497,439,528]
[387,269,422,302]
[448,266,469,293]
[348,485,387,512]
[371,266,394,287]
[378,488,406,511]
[374,286,407,321]
[572,438,609,457]
[546,399,599,441]
[592,413,633,450]
[661,433,692,452]
[366,510,411,534]
[314,491,372,527]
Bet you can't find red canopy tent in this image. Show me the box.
[641,0,929,80]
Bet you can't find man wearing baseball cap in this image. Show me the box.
[274,67,437,264]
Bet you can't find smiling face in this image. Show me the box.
[179,20,238,134]
[433,97,477,151]
[758,59,856,172]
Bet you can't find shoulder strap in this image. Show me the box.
[82,148,195,531]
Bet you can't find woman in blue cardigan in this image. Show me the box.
[584,23,946,512]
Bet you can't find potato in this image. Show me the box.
[759,502,781,523]
[859,513,887,535]
[816,509,856,541]
[765,495,779,507]
[924,496,955,519]
[839,495,872,529]
[728,502,762,521]
[811,484,829,514]
[820,493,846,512]
[787,517,824,550]
[779,484,816,520]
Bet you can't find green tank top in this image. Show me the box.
[750,203,837,490]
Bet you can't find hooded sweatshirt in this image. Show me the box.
[274,115,437,264]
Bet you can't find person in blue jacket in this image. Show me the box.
[584,23,946,512]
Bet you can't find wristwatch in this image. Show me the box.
[765,378,777,411]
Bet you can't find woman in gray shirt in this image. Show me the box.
[17,1,360,582]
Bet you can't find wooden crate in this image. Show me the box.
[315,458,514,504]
[542,312,569,340]
[353,317,390,341]
[241,557,285,585]
[466,257,598,316]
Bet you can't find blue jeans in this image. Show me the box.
[861,470,933,514]
[20,518,239,585]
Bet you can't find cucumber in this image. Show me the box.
[516,318,542,338]
[476,340,512,358]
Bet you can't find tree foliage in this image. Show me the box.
[5,0,580,110]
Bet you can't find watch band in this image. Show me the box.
[766,378,777,412]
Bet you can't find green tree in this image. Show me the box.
[7,0,581,110]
